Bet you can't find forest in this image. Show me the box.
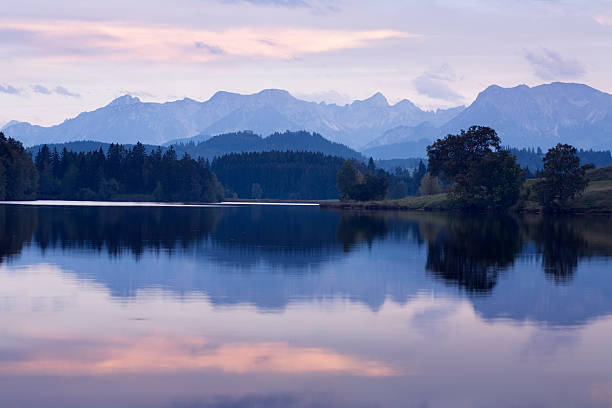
[5,132,425,202]
[211,151,426,200]
[510,147,612,172]
[33,141,224,202]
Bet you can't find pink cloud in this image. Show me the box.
[0,20,418,63]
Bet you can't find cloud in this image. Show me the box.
[0,83,21,95]
[31,84,80,97]
[523,48,586,80]
[195,42,225,55]
[0,20,416,63]
[224,0,310,7]
[32,84,51,94]
[54,86,81,98]
[294,90,353,105]
[412,65,464,103]
[118,89,158,99]
[595,14,612,26]
[221,0,340,13]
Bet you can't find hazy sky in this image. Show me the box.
[1,0,611,126]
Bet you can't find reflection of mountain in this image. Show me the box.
[1,204,612,325]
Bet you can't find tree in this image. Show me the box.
[427,126,523,209]
[419,172,441,196]
[251,183,263,199]
[337,160,360,201]
[0,132,38,200]
[427,126,502,182]
[535,143,588,208]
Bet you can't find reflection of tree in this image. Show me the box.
[0,205,37,264]
[0,205,344,266]
[336,213,389,252]
[530,217,587,285]
[424,215,522,294]
[0,205,223,260]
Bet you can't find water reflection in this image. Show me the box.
[1,204,612,408]
[423,214,521,293]
[0,204,611,320]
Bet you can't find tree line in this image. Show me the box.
[425,126,591,210]
[511,147,612,173]
[1,128,596,207]
[0,132,224,202]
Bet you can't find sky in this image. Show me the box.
[1,0,612,126]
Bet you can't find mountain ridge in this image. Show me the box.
[5,82,612,154]
[2,89,463,148]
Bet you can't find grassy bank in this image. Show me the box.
[319,193,456,211]
[320,165,612,213]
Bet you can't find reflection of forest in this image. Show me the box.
[1,204,612,291]
[2,204,612,324]
[409,212,612,292]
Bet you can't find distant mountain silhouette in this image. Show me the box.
[2,89,462,148]
[27,131,364,161]
[173,130,364,160]
[6,83,612,155]
[364,82,612,158]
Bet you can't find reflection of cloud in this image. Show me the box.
[0,83,21,95]
[0,336,397,377]
[590,382,612,406]
[0,20,416,63]
[412,65,464,103]
[523,48,586,80]
[520,329,580,360]
[170,392,352,408]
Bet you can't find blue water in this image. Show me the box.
[0,203,611,407]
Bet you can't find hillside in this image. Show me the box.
[27,131,364,161]
[172,130,364,160]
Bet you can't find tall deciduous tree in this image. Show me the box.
[427,126,523,209]
[536,143,588,208]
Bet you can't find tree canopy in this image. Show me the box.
[34,142,224,202]
[427,126,523,209]
[535,143,588,208]
[0,132,38,200]
[336,160,389,202]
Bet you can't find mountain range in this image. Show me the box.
[3,82,612,158]
[363,82,612,156]
[1,90,462,149]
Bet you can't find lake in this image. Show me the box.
[1,203,611,408]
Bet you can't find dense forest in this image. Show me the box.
[7,130,426,202]
[212,151,347,199]
[211,151,428,200]
[34,142,224,202]
[0,133,38,200]
[510,147,612,172]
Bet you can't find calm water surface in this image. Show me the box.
[1,203,612,408]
